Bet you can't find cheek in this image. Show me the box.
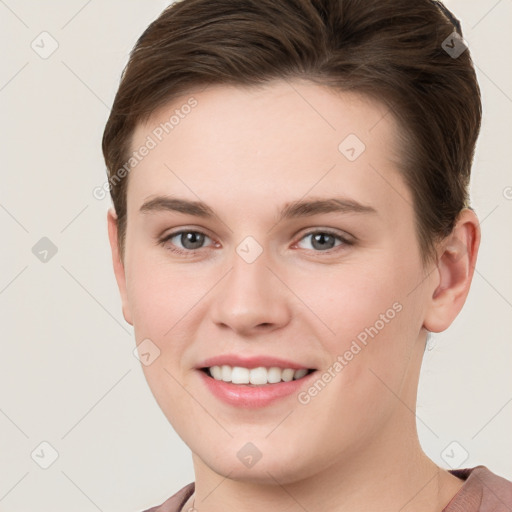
[124,264,197,406]
[140,360,196,435]
[291,258,406,345]
[292,258,418,399]
[125,249,207,338]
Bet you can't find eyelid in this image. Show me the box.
[293,228,354,251]
[159,225,214,242]
[158,228,217,255]
[158,227,355,255]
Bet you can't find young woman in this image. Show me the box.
[102,0,512,510]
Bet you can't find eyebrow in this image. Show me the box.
[139,195,377,220]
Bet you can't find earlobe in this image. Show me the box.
[107,208,133,326]
[423,209,480,333]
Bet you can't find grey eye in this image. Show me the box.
[298,232,343,251]
[171,231,209,250]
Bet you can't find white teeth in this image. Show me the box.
[249,367,267,385]
[231,366,249,384]
[267,367,282,383]
[281,368,295,382]
[293,368,309,380]
[210,365,223,380]
[206,365,312,385]
[221,365,231,382]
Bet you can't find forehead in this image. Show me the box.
[126,80,411,218]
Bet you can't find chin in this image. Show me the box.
[197,441,319,486]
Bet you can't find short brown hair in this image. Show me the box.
[102,0,481,264]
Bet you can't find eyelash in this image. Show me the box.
[158,229,353,257]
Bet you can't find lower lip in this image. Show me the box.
[197,369,317,408]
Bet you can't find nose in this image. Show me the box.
[209,249,292,336]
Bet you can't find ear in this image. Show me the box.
[107,208,133,326]
[423,208,480,333]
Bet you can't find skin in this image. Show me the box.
[107,79,480,511]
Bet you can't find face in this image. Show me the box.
[111,80,438,484]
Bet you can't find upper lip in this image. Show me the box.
[196,354,315,370]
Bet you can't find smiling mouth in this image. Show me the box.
[200,366,316,386]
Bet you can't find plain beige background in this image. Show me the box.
[0,0,511,510]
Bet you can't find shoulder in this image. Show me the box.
[141,482,195,512]
[444,466,512,512]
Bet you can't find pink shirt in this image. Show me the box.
[142,466,512,512]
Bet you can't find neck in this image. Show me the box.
[183,416,464,512]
